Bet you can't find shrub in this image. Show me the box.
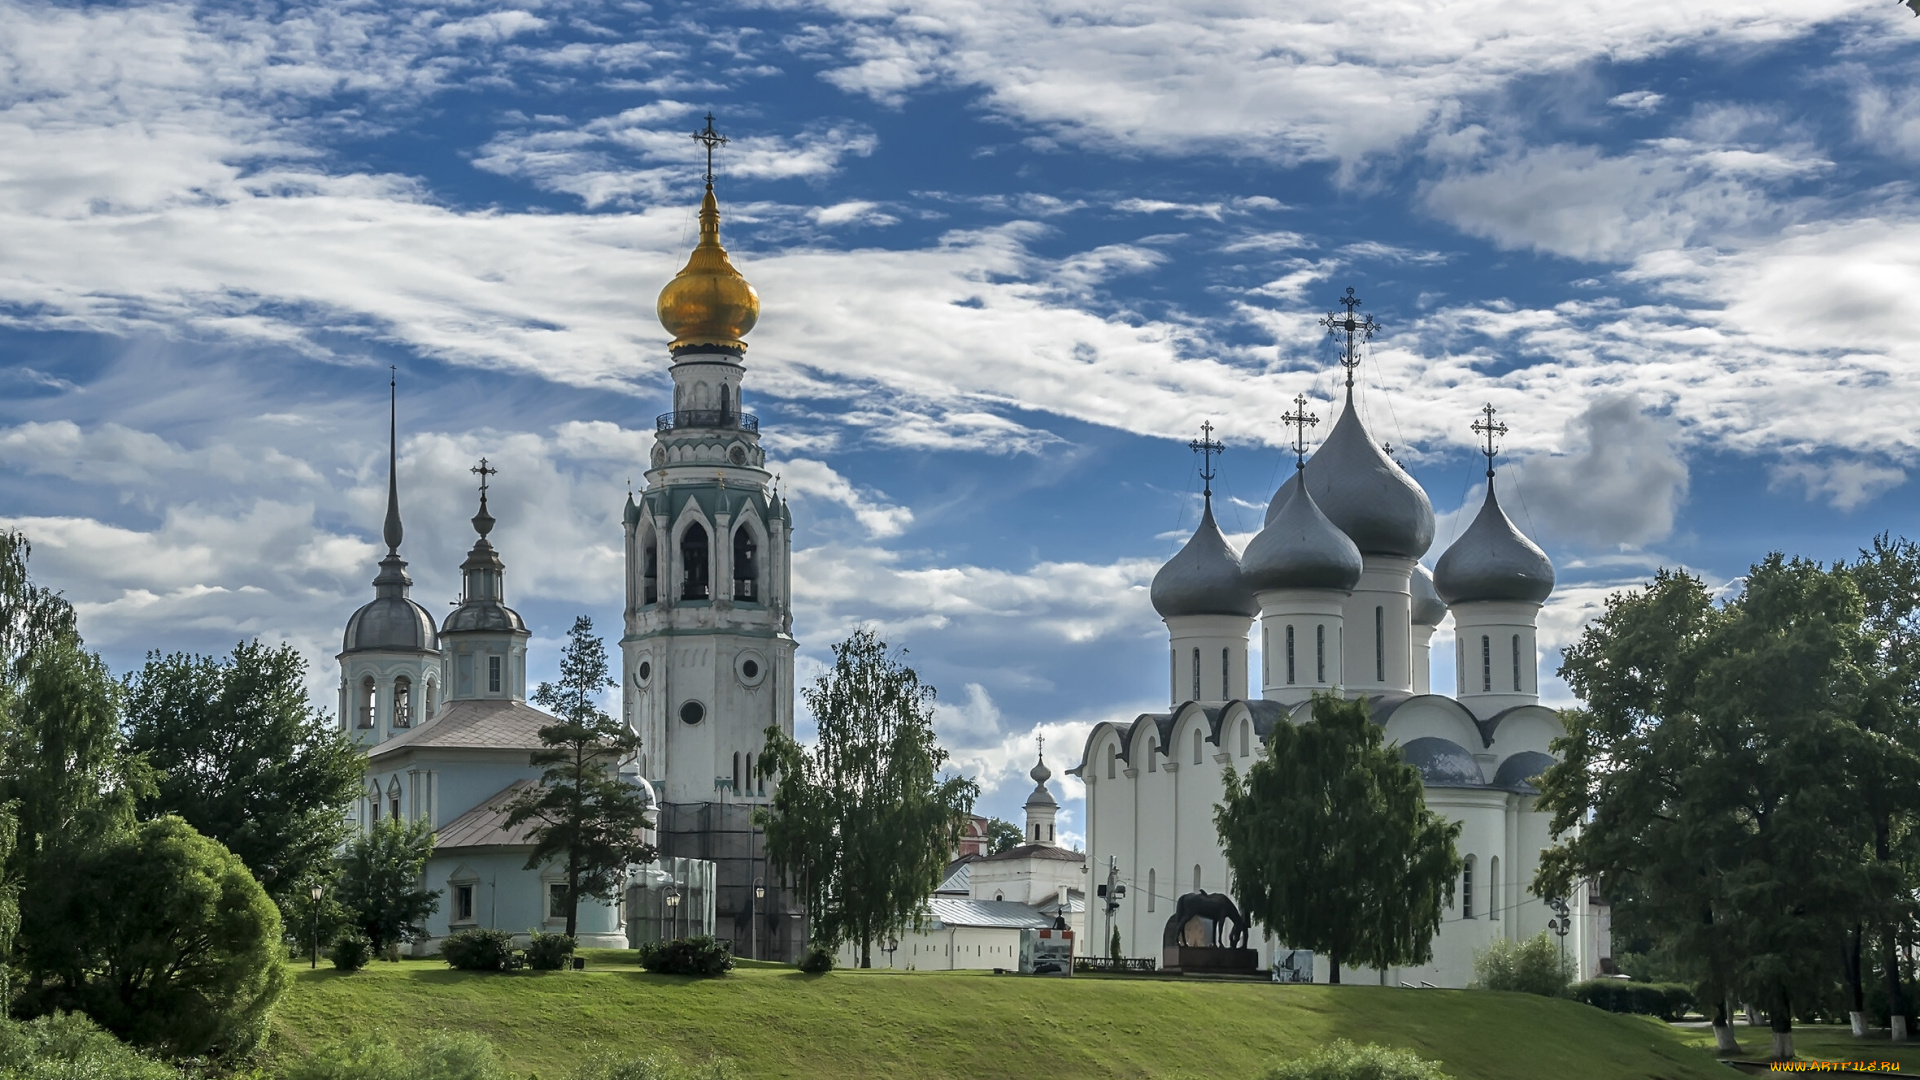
[15,817,286,1059]
[283,1031,507,1080]
[797,946,834,974]
[1262,1040,1452,1080]
[0,1012,180,1080]
[567,1051,741,1080]
[1570,979,1696,1021]
[332,931,373,972]
[636,935,733,977]
[1470,931,1574,997]
[441,928,515,972]
[527,931,575,971]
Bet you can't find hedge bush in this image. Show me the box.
[331,931,373,972]
[442,928,516,972]
[797,946,834,974]
[1569,979,1696,1021]
[0,1012,180,1080]
[636,936,733,977]
[1470,931,1574,998]
[283,1031,507,1080]
[1261,1039,1452,1080]
[527,931,575,971]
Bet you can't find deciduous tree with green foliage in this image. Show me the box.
[758,629,979,968]
[984,816,1024,855]
[1215,693,1461,984]
[1537,557,1881,1060]
[336,817,439,954]
[500,616,655,939]
[124,640,366,916]
[16,815,285,1058]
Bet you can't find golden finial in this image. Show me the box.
[656,115,760,354]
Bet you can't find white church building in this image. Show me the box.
[1071,301,1609,987]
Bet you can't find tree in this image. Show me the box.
[758,628,979,968]
[124,640,366,916]
[16,816,285,1058]
[1472,930,1575,996]
[499,616,655,939]
[1215,692,1461,984]
[985,816,1024,855]
[336,817,438,954]
[1537,558,1878,1060]
[0,531,74,686]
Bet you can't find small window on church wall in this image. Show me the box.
[549,883,567,920]
[1374,606,1385,682]
[1148,870,1156,912]
[1315,625,1326,683]
[454,884,474,922]
[1147,737,1156,772]
[1106,746,1115,779]
[1193,864,1202,893]
[1221,647,1230,699]
[681,523,710,601]
[1512,634,1522,692]
[424,680,435,720]
[1239,719,1249,757]
[358,679,376,728]
[1490,856,1501,917]
[642,538,659,605]
[1193,729,1202,765]
[489,655,502,694]
[732,528,757,601]
[393,677,412,728]
[719,383,732,416]
[1190,647,1200,702]
[1481,635,1492,692]
[733,752,741,793]
[1462,857,1475,919]
[1286,625,1295,685]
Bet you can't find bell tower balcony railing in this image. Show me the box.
[656,410,759,434]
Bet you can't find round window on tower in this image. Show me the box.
[728,444,748,465]
[736,651,767,687]
[679,700,705,725]
[633,657,653,688]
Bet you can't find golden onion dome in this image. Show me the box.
[657,186,759,352]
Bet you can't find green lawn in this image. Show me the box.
[269,951,1731,1080]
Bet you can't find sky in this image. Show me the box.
[2,0,1919,847]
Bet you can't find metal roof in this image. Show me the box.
[925,898,1059,930]
[433,779,541,849]
[368,697,554,759]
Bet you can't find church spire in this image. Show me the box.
[383,366,403,555]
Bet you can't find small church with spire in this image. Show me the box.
[1071,289,1608,987]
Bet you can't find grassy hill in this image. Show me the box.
[267,950,1739,1080]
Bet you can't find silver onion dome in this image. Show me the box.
[1400,737,1485,787]
[1150,502,1259,619]
[1269,395,1435,559]
[1242,472,1363,594]
[343,585,439,653]
[1432,483,1554,605]
[1410,562,1448,626]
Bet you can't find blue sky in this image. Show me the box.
[2,0,1918,844]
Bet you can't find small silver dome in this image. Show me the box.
[1433,484,1554,605]
[1400,737,1484,787]
[1242,472,1363,593]
[1411,563,1448,626]
[344,595,439,653]
[442,601,528,634]
[1150,502,1259,619]
[1491,750,1556,793]
[1270,395,1435,559]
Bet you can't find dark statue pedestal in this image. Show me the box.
[1161,946,1259,975]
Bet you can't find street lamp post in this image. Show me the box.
[665,883,682,942]
[310,882,324,969]
[751,878,765,962]
[884,936,899,969]
[1546,896,1572,970]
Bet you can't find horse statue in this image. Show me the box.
[1161,890,1250,950]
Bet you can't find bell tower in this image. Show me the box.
[622,116,795,805]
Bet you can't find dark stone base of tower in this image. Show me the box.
[655,802,804,963]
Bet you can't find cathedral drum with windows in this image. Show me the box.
[1071,296,1609,987]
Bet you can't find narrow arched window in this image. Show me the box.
[1169,649,1176,697]
[1262,627,1269,685]
[1315,625,1326,683]
[387,777,402,823]
[1193,864,1202,893]
[745,752,754,795]
[719,383,732,417]
[1106,745,1116,779]
[369,782,382,821]
[642,532,659,605]
[1221,647,1230,699]
[1462,856,1476,919]
[681,523,710,601]
[1192,729,1203,765]
[1375,606,1385,682]
[393,676,413,728]
[1490,856,1502,918]
[1481,634,1492,692]
[733,527,758,601]
[1239,719,1250,757]
[1286,625,1296,685]
[1512,634,1522,692]
[1191,647,1201,701]
[733,752,741,793]
[359,678,377,728]
[1147,736,1157,772]
[1148,869,1156,912]
[423,679,436,720]
[1047,824,1053,841]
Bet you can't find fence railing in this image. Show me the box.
[656,410,759,434]
[1073,957,1156,974]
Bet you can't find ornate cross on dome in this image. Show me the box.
[691,113,728,188]
[1187,421,1224,502]
[1320,287,1380,390]
[471,457,496,498]
[1036,733,1045,758]
[1471,403,1508,479]
[1282,394,1318,470]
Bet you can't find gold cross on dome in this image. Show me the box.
[1471,403,1508,478]
[1282,394,1319,470]
[691,113,728,187]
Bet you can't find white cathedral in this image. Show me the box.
[335,166,799,958]
[1071,307,1609,987]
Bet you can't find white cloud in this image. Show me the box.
[1506,394,1690,548]
[1769,458,1907,510]
[1608,90,1665,113]
[773,457,914,538]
